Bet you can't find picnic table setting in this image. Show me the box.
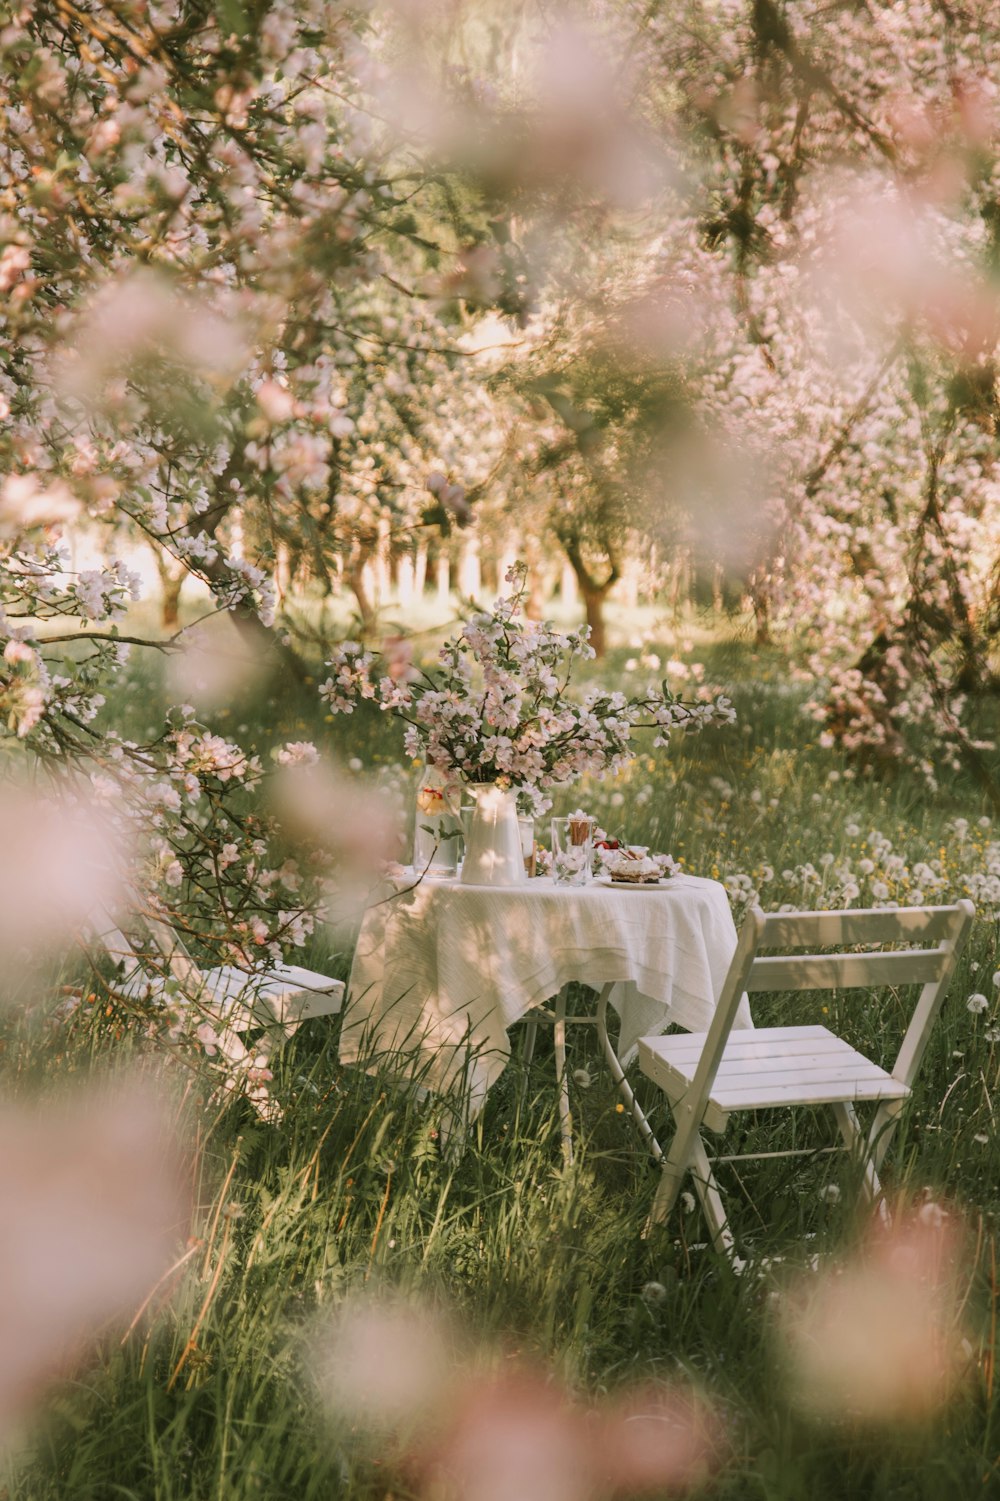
[325,567,740,1131]
[325,566,974,1253]
[344,815,751,1142]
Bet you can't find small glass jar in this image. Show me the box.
[550,815,594,886]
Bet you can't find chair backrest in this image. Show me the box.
[747,905,971,992]
[686,901,975,1121]
[89,897,204,998]
[89,907,147,984]
[748,902,975,1088]
[128,892,204,992]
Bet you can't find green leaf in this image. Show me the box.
[215,0,249,38]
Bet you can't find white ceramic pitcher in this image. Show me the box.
[460,782,524,887]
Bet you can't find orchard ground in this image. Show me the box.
[9,600,1000,1500]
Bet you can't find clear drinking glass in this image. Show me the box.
[550,815,594,886]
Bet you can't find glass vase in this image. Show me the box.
[412,767,461,878]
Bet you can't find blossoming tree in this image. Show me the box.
[0,0,505,1094]
[6,0,1000,1112]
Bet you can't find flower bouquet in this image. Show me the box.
[320,564,735,884]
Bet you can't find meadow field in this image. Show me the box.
[6,608,1000,1500]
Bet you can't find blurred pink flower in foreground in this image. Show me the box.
[521,16,665,209]
[595,1385,721,1496]
[312,1294,719,1499]
[418,1372,590,1501]
[375,8,668,212]
[0,1079,188,1439]
[56,267,247,411]
[773,1205,972,1425]
[382,634,417,683]
[269,754,405,908]
[0,473,80,537]
[809,186,1000,361]
[312,1295,457,1437]
[167,625,264,709]
[0,783,126,982]
[418,1372,718,1501]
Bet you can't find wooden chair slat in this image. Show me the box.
[715,1050,886,1082]
[759,906,962,949]
[711,1074,910,1110]
[746,948,949,992]
[643,1043,898,1098]
[649,1026,839,1061]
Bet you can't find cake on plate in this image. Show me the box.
[604,847,662,884]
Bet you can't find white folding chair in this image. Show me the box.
[639,901,975,1264]
[90,900,344,1117]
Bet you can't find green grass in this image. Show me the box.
[6,610,1000,1499]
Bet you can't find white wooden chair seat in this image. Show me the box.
[113,960,342,1023]
[89,904,344,1118]
[201,964,344,1024]
[641,1025,910,1135]
[640,901,976,1265]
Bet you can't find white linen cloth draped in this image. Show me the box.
[341,873,753,1118]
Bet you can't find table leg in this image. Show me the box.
[596,984,664,1164]
[553,988,573,1165]
[520,1013,539,1105]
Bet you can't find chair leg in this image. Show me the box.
[214,1021,252,1073]
[688,1137,737,1260]
[646,1123,694,1228]
[211,1012,288,1123]
[645,1125,737,1262]
[867,1098,905,1176]
[553,989,573,1165]
[831,1101,887,1216]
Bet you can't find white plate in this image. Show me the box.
[594,874,673,890]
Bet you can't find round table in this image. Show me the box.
[341,872,753,1144]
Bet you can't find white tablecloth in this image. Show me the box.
[341,873,752,1116]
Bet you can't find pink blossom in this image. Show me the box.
[0,784,126,977]
[773,1206,971,1424]
[0,1079,188,1437]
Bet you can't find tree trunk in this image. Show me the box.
[523,535,545,621]
[161,571,184,629]
[194,488,309,684]
[436,552,451,607]
[582,587,608,658]
[347,563,377,633]
[559,534,620,658]
[458,534,482,600]
[150,543,187,630]
[747,571,773,645]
